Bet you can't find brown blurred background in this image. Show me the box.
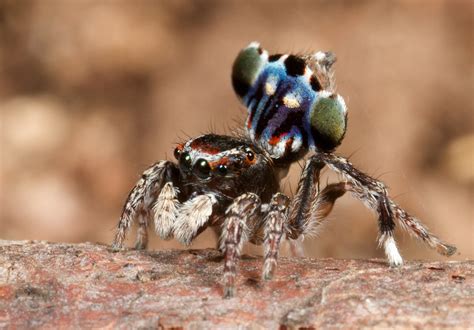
[1,0,472,261]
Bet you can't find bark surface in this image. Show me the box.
[0,240,472,329]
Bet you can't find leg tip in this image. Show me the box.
[110,243,123,252]
[134,242,147,250]
[155,227,173,241]
[389,259,404,268]
[262,264,275,281]
[263,272,274,281]
[223,286,235,299]
[384,236,403,267]
[439,244,457,257]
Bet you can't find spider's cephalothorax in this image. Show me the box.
[113,42,456,298]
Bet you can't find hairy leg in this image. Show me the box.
[220,193,261,298]
[153,182,180,240]
[135,209,150,250]
[112,161,179,250]
[173,193,218,245]
[262,193,290,280]
[288,158,347,239]
[313,153,456,265]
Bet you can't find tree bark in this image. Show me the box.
[0,240,472,329]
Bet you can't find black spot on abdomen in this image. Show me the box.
[310,75,322,92]
[269,54,282,62]
[284,55,306,76]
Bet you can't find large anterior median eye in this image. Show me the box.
[180,152,192,171]
[193,158,211,179]
[232,43,265,98]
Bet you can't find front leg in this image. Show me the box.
[112,161,180,251]
[220,193,261,298]
[173,193,219,245]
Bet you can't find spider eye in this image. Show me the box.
[174,147,182,160]
[193,158,211,179]
[217,164,228,176]
[180,152,192,171]
[246,149,255,161]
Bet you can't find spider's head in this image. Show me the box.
[173,134,277,198]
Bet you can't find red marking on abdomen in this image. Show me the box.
[269,136,281,146]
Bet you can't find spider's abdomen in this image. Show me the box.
[232,42,348,162]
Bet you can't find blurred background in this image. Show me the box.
[1,0,472,261]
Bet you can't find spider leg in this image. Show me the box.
[288,158,347,239]
[313,153,456,265]
[220,193,261,298]
[112,161,180,251]
[262,193,290,280]
[135,210,150,250]
[288,238,305,257]
[173,193,219,245]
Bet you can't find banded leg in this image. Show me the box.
[262,193,289,280]
[313,153,456,265]
[173,193,218,245]
[112,161,179,250]
[288,158,347,239]
[135,209,150,250]
[220,193,261,298]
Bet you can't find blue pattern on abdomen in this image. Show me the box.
[242,61,320,160]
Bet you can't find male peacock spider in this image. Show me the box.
[112,42,456,298]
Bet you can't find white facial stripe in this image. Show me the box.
[183,145,245,168]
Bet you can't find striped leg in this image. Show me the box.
[220,193,261,298]
[313,153,456,265]
[288,158,347,239]
[112,161,179,251]
[135,209,150,250]
[262,193,289,280]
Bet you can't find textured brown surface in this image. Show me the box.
[0,240,472,329]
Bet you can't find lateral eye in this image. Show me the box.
[246,149,255,161]
[174,147,182,160]
[217,164,228,175]
[193,158,211,179]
